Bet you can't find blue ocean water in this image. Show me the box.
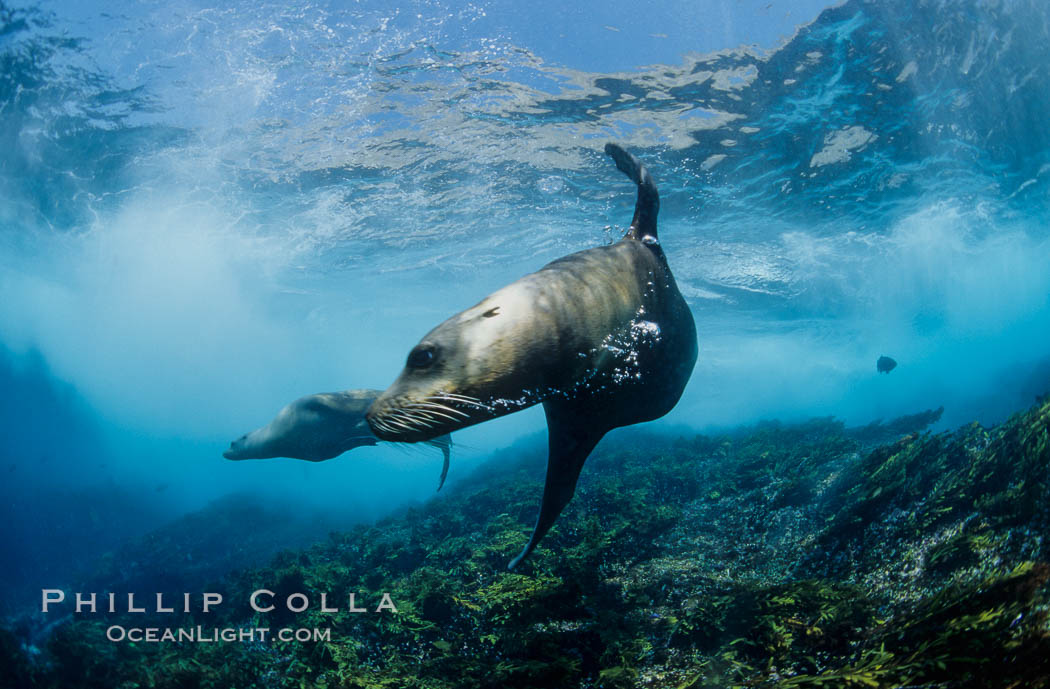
[1,0,1049,610]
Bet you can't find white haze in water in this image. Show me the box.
[675,202,1050,431]
[0,177,547,518]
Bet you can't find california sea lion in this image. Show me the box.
[367,143,697,568]
[224,389,453,491]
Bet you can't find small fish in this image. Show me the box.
[877,355,897,374]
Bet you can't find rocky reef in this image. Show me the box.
[3,398,1049,688]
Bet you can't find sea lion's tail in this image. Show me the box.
[604,142,659,242]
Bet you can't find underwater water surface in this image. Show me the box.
[1,0,1050,686]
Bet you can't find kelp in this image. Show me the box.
[2,399,1048,688]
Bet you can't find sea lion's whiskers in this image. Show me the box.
[389,411,424,430]
[410,409,436,422]
[393,409,435,430]
[407,415,436,430]
[434,392,483,404]
[416,411,447,427]
[406,402,469,420]
[382,416,417,433]
[421,409,462,424]
[429,394,493,412]
[406,401,461,415]
[437,401,473,415]
[404,403,464,423]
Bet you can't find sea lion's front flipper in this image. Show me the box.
[437,435,451,491]
[507,401,606,570]
[425,434,453,491]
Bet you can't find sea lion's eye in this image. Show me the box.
[407,344,437,369]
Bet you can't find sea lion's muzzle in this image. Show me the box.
[367,391,489,443]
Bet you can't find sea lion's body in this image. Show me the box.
[367,144,697,567]
[225,389,452,490]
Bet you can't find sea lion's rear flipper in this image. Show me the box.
[507,402,606,570]
[604,142,659,242]
[425,434,453,491]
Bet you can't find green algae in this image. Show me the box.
[3,400,1048,688]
